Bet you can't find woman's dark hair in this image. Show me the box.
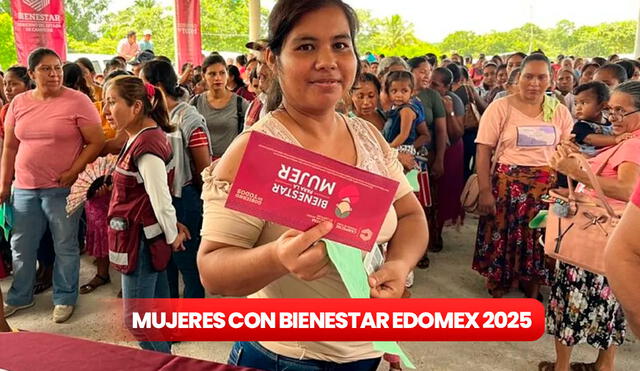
[445,63,461,83]
[497,64,507,73]
[6,66,33,89]
[105,75,175,133]
[483,62,498,70]
[62,63,94,101]
[114,56,127,65]
[202,54,227,74]
[459,65,469,80]
[492,55,503,65]
[608,54,620,62]
[236,55,247,67]
[75,57,95,75]
[352,72,381,93]
[615,59,634,80]
[155,56,172,64]
[266,0,360,112]
[521,53,552,74]
[425,53,437,67]
[574,81,610,104]
[384,70,414,94]
[142,60,185,100]
[507,52,527,64]
[614,80,640,109]
[27,48,60,71]
[407,56,428,71]
[598,63,628,84]
[104,70,132,85]
[581,62,599,74]
[507,68,521,86]
[592,57,607,66]
[433,67,453,88]
[228,65,246,88]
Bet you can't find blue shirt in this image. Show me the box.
[383,97,425,146]
[139,40,154,52]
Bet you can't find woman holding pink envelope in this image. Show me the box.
[197,0,428,370]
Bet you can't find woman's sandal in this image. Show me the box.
[538,361,555,371]
[488,287,508,298]
[570,362,598,371]
[417,255,430,269]
[79,274,111,295]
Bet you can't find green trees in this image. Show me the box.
[438,20,637,58]
[0,0,636,69]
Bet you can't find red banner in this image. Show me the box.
[10,0,67,64]
[174,0,203,68]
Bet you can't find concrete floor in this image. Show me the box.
[2,219,639,370]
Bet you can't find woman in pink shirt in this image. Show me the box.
[607,179,640,338]
[541,81,640,371]
[473,54,573,299]
[0,48,105,323]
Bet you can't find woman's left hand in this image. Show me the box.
[397,152,417,171]
[58,169,79,188]
[550,144,581,178]
[368,261,410,299]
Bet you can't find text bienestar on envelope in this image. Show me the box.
[225,132,400,251]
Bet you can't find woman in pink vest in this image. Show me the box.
[102,75,189,353]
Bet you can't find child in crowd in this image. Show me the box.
[382,70,426,150]
[572,81,633,156]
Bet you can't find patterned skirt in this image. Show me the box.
[84,193,111,258]
[472,164,555,289]
[546,261,626,349]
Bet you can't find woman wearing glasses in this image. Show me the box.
[0,48,105,323]
[540,81,640,371]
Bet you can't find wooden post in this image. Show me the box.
[249,0,261,43]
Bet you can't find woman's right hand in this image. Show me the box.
[0,186,10,204]
[477,190,496,216]
[273,221,334,281]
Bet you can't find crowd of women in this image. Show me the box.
[0,0,639,370]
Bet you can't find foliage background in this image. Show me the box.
[0,0,636,68]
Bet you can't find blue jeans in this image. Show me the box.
[121,240,172,354]
[228,341,381,371]
[7,188,80,306]
[167,185,204,298]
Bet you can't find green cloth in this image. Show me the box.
[324,239,415,369]
[406,170,420,192]
[529,210,548,229]
[543,95,561,123]
[0,202,13,242]
[324,239,370,299]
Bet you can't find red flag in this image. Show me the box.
[10,0,67,64]
[174,0,203,68]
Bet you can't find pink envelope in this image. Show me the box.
[225,132,400,251]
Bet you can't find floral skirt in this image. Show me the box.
[546,261,626,349]
[472,164,555,289]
